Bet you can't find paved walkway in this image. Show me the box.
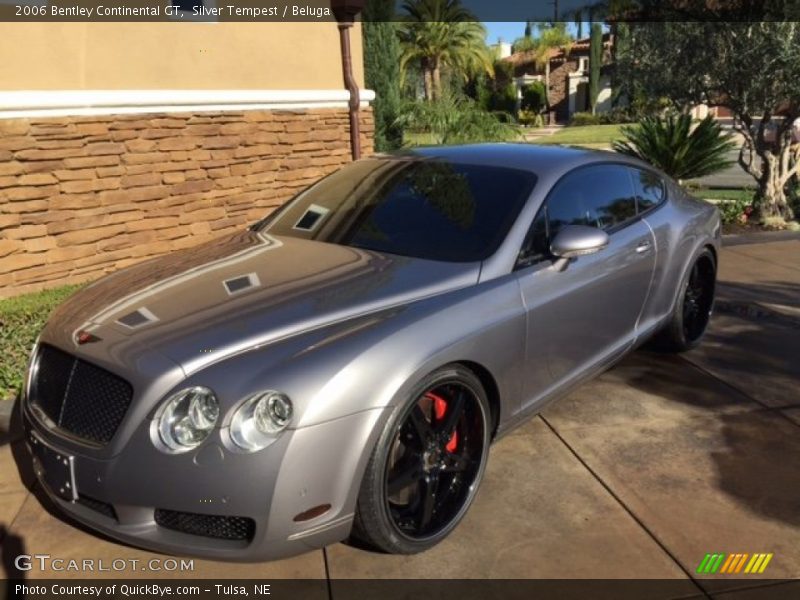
[1,236,798,598]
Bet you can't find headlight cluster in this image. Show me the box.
[155,387,292,454]
[230,392,293,452]
[157,387,219,452]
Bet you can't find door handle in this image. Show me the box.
[636,240,652,254]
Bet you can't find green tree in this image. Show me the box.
[396,92,520,145]
[613,114,737,182]
[537,24,572,109]
[363,0,403,151]
[588,23,602,114]
[521,82,547,114]
[397,0,493,102]
[615,22,800,222]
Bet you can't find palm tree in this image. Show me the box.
[529,23,573,113]
[397,0,493,101]
[613,115,737,182]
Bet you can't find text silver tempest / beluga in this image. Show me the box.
[23,144,720,560]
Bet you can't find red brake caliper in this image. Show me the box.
[426,392,458,452]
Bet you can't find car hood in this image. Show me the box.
[44,230,480,374]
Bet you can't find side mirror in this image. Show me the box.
[550,225,609,271]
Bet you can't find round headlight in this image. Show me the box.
[230,391,293,452]
[156,386,219,453]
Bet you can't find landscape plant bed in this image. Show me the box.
[0,284,83,402]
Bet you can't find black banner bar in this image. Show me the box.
[4,579,800,600]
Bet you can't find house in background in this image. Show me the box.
[502,33,614,123]
[0,20,374,298]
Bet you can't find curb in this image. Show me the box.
[0,395,16,434]
[722,230,800,247]
[715,296,800,329]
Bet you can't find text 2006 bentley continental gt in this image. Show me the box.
[23,144,719,560]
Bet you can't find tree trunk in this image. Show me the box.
[422,67,433,102]
[544,61,551,116]
[432,63,441,101]
[758,150,796,221]
[734,115,798,223]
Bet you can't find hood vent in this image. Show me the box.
[116,307,159,329]
[223,273,261,295]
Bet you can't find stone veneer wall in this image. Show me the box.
[549,58,579,123]
[0,107,374,298]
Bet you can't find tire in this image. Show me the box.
[351,364,491,554]
[653,248,717,353]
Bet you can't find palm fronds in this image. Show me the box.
[613,114,736,181]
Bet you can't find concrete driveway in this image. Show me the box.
[1,237,798,598]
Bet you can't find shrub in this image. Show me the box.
[397,94,521,145]
[599,107,635,125]
[0,284,82,401]
[569,108,635,126]
[569,112,603,126]
[520,82,547,114]
[715,197,755,225]
[613,114,737,181]
[518,110,544,127]
[487,83,518,118]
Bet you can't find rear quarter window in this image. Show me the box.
[630,168,666,213]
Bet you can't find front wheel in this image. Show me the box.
[351,365,491,554]
[654,248,717,352]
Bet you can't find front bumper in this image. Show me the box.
[22,401,386,561]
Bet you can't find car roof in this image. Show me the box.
[386,143,651,177]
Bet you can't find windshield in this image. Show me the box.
[257,158,537,262]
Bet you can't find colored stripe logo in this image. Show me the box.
[696,553,773,574]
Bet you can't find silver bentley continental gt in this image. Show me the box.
[22,144,720,560]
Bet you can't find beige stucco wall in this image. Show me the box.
[0,22,363,90]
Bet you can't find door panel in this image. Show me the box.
[515,164,656,411]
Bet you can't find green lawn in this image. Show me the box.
[532,124,629,147]
[687,187,756,203]
[0,284,83,401]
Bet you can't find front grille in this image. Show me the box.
[31,344,133,445]
[154,509,256,542]
[77,494,118,521]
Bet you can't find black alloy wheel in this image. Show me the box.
[352,365,490,554]
[384,383,484,540]
[682,257,716,343]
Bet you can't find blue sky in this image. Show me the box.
[483,22,586,45]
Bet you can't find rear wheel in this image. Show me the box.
[352,365,490,554]
[654,248,716,352]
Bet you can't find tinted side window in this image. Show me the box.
[518,208,549,266]
[547,165,637,238]
[630,168,666,213]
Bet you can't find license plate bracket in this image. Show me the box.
[29,431,77,502]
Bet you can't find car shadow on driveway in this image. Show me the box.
[543,342,800,582]
[623,352,800,528]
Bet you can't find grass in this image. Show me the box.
[532,124,628,147]
[0,284,83,401]
[686,187,756,203]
